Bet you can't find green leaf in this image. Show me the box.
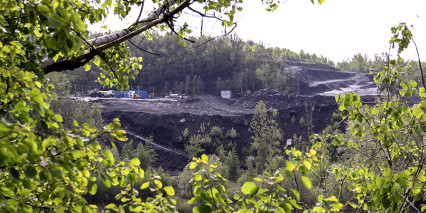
[327,196,338,202]
[302,160,312,171]
[9,168,20,179]
[47,16,65,28]
[193,204,212,213]
[84,63,91,71]
[164,186,175,196]
[70,13,82,25]
[89,183,97,195]
[104,149,115,164]
[130,158,140,166]
[286,161,296,172]
[242,182,259,196]
[38,5,50,13]
[46,38,58,50]
[397,177,409,187]
[102,177,111,188]
[275,173,284,182]
[237,209,252,213]
[291,189,300,201]
[370,108,379,115]
[301,176,312,189]
[54,114,63,122]
[312,206,325,213]
[137,168,144,178]
[194,185,202,196]
[154,179,162,189]
[24,166,37,178]
[194,174,202,181]
[233,193,240,200]
[140,182,150,189]
[187,197,199,204]
[105,203,116,209]
[94,57,101,66]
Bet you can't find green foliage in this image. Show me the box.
[255,63,298,92]
[330,24,426,212]
[226,148,241,181]
[250,101,283,152]
[135,142,157,170]
[250,101,283,173]
[184,146,334,212]
[337,53,386,72]
[7,0,426,212]
[184,124,239,160]
[188,154,233,212]
[120,140,157,170]
[185,135,207,159]
[2,0,283,211]
[70,34,336,95]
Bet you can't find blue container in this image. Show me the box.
[123,92,129,98]
[113,91,121,98]
[135,91,148,99]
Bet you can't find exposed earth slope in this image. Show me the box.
[98,62,377,172]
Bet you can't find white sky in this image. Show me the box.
[94,0,426,63]
[231,0,426,62]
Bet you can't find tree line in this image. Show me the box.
[68,34,338,96]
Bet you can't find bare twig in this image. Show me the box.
[98,52,119,80]
[187,24,237,49]
[128,39,160,56]
[134,0,145,24]
[412,36,425,88]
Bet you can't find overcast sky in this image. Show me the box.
[231,0,426,62]
[94,0,426,63]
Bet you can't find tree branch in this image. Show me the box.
[42,0,191,73]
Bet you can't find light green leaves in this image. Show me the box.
[301,176,312,189]
[130,158,140,166]
[89,183,97,195]
[154,179,163,189]
[140,182,150,190]
[286,161,296,171]
[104,149,115,165]
[0,45,10,58]
[242,182,259,196]
[164,186,175,196]
[194,174,202,181]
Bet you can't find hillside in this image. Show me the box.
[97,61,377,172]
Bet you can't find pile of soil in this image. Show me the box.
[99,92,349,171]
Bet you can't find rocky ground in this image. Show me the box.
[96,63,378,172]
